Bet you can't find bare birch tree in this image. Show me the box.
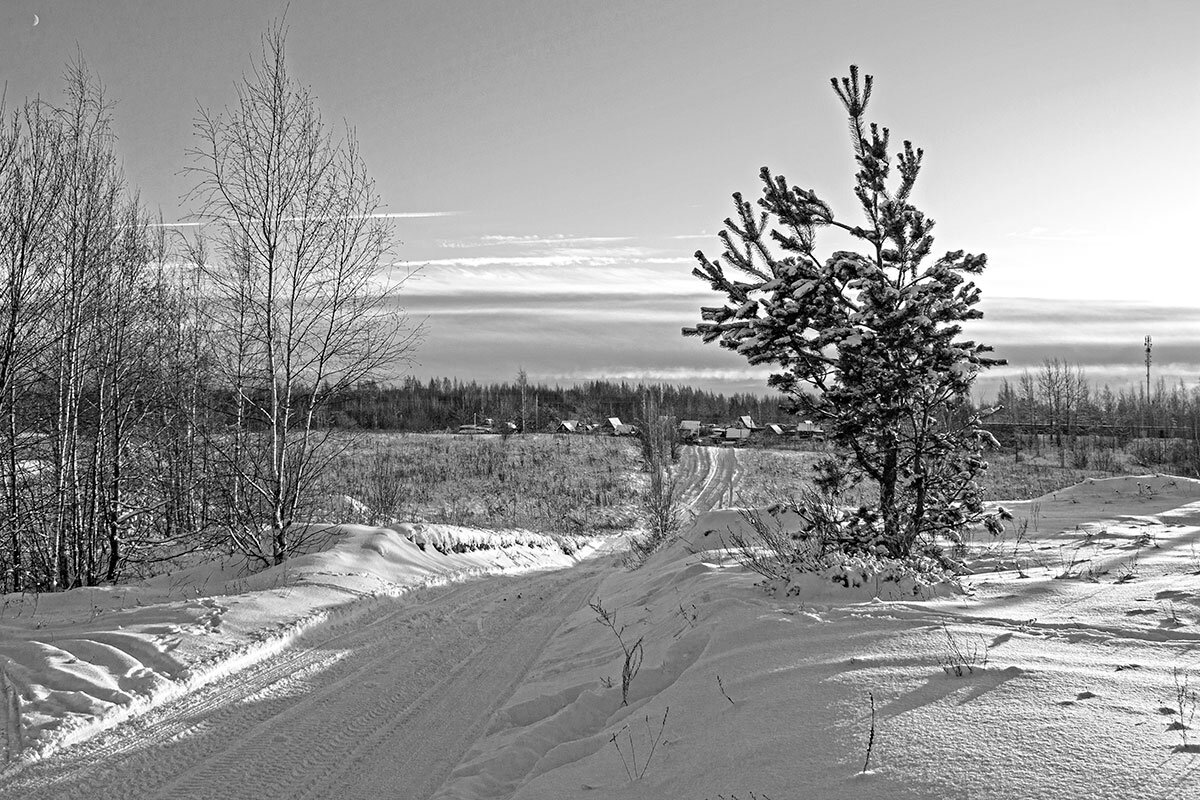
[0,96,67,591]
[185,22,419,567]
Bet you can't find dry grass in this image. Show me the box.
[321,432,643,533]
[979,450,1131,502]
[730,448,830,507]
[732,444,1134,507]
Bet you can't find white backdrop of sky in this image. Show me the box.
[3,0,1197,400]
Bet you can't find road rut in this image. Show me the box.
[0,564,606,800]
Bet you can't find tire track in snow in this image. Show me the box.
[293,570,603,800]
[673,445,735,516]
[0,580,480,798]
[0,567,601,800]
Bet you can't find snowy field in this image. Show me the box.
[3,449,1200,798]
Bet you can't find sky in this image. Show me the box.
[2,0,1198,401]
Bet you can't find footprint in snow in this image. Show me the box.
[1058,692,1099,707]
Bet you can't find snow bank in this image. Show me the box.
[436,475,1200,799]
[0,523,599,763]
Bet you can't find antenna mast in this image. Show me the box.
[1145,335,1153,401]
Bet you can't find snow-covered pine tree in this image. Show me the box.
[683,65,1004,559]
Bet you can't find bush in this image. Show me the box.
[724,491,964,601]
[630,464,683,564]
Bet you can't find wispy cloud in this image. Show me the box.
[546,366,771,383]
[147,211,460,229]
[404,254,691,269]
[438,234,633,248]
[370,211,461,218]
[397,257,699,300]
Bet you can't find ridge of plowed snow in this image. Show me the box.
[0,522,600,768]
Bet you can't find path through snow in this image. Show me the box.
[0,445,733,798]
[0,562,610,800]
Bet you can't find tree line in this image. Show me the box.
[324,377,788,432]
[988,358,1200,443]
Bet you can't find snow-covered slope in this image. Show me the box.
[5,468,1200,799]
[0,522,598,764]
[437,474,1200,799]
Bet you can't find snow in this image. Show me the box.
[437,473,1200,799]
[0,521,599,765]
[5,463,1200,798]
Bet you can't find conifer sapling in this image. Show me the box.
[683,65,1005,560]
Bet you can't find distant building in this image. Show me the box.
[557,420,580,434]
[735,415,760,430]
[603,417,637,436]
[795,421,825,439]
[724,427,752,441]
[767,423,788,436]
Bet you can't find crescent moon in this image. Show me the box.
[33,14,39,26]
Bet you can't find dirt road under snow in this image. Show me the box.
[0,446,732,800]
[0,563,608,800]
[674,444,737,514]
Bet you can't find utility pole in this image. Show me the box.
[1145,335,1153,400]
[1144,335,1153,435]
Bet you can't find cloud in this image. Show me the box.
[148,211,459,228]
[403,254,691,270]
[970,297,1200,346]
[546,366,772,383]
[394,281,1200,398]
[402,289,706,315]
[369,211,461,218]
[437,234,634,248]
[395,253,699,301]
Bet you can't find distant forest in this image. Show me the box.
[318,366,1200,441]
[324,377,790,432]
[986,359,1200,442]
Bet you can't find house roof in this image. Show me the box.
[679,420,701,431]
[606,417,623,429]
